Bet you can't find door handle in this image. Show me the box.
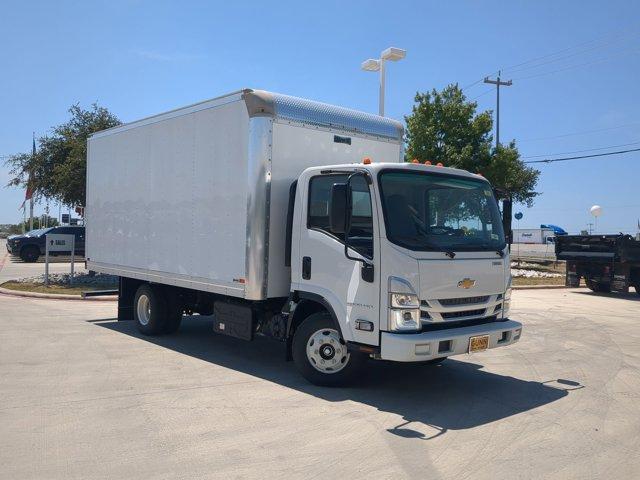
[302,256,311,280]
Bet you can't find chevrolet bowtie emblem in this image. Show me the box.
[457,278,476,289]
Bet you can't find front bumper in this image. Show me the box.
[380,319,522,362]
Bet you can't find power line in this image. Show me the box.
[503,29,640,75]
[512,46,640,81]
[519,122,640,142]
[524,147,640,164]
[522,140,640,159]
[469,88,494,101]
[460,26,640,92]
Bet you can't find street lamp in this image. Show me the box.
[361,47,406,117]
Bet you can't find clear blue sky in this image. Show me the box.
[1,0,639,234]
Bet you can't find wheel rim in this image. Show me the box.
[137,294,151,326]
[306,328,350,374]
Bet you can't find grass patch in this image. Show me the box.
[512,276,567,286]
[1,281,117,296]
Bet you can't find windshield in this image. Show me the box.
[379,170,505,251]
[27,228,53,237]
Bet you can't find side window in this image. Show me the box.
[308,174,348,233]
[307,174,374,258]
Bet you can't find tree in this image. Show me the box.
[5,104,121,207]
[404,84,540,206]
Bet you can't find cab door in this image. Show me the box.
[295,172,380,345]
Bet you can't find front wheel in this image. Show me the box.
[292,312,365,387]
[586,279,611,293]
[20,245,40,263]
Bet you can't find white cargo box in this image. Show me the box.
[87,89,403,300]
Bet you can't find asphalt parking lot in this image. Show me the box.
[1,288,639,479]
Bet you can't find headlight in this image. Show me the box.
[502,285,512,317]
[388,276,420,332]
[388,308,420,332]
[390,293,419,309]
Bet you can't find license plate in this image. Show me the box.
[469,335,490,353]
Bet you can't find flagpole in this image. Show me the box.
[29,132,35,231]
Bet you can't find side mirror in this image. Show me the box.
[501,196,513,245]
[329,183,348,235]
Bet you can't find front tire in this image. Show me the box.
[586,279,611,293]
[133,284,168,335]
[292,312,365,387]
[20,245,40,263]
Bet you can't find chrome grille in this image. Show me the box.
[438,296,489,306]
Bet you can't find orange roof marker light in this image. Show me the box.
[363,157,372,165]
[411,159,420,164]
[436,162,444,167]
[477,172,483,177]
[424,160,432,165]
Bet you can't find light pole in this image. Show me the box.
[361,47,406,117]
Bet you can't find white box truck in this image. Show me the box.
[513,228,555,244]
[86,89,522,386]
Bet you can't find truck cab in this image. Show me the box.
[286,161,521,384]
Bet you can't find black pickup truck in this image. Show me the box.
[556,234,640,295]
[6,226,85,262]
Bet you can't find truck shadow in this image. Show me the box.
[574,290,640,301]
[94,315,570,436]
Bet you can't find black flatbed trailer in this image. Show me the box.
[555,234,640,295]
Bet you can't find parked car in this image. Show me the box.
[6,226,85,262]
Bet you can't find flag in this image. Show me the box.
[19,135,36,209]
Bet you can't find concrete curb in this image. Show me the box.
[513,284,582,290]
[0,286,117,301]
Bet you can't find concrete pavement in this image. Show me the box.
[1,289,639,479]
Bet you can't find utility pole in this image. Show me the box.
[483,71,512,147]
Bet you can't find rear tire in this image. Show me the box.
[20,245,39,263]
[586,279,611,293]
[133,284,168,335]
[292,312,365,387]
[633,283,640,297]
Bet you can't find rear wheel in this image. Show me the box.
[20,245,40,263]
[134,284,168,335]
[292,312,365,387]
[586,279,611,293]
[633,283,640,297]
